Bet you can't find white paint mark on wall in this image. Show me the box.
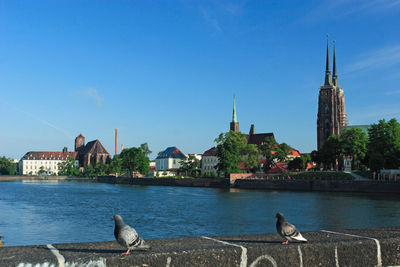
[249,255,278,267]
[166,256,172,267]
[65,260,107,267]
[297,245,303,267]
[335,246,339,267]
[17,261,106,267]
[321,230,382,267]
[47,244,66,267]
[202,236,247,267]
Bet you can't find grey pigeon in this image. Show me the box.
[113,214,150,255]
[275,213,307,244]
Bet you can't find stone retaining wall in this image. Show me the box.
[1,227,400,266]
[234,179,400,193]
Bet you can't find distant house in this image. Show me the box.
[201,147,219,176]
[155,147,186,176]
[19,151,78,175]
[74,134,111,168]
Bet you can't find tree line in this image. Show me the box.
[314,118,400,171]
[214,131,312,177]
[59,143,152,177]
[213,118,400,177]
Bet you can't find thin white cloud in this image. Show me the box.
[344,45,400,74]
[197,0,247,32]
[348,105,400,125]
[385,90,400,96]
[75,87,104,107]
[199,6,222,32]
[0,99,73,138]
[298,0,400,24]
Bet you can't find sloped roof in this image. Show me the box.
[247,133,275,146]
[203,147,218,157]
[21,151,78,160]
[80,139,110,155]
[156,147,186,159]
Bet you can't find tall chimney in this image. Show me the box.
[115,128,118,156]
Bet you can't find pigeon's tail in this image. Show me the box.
[292,232,307,243]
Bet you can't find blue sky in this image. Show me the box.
[1,0,399,160]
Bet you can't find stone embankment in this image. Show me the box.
[2,175,400,193]
[233,179,400,193]
[1,227,400,266]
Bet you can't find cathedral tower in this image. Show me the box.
[75,134,85,152]
[317,39,347,150]
[230,96,239,132]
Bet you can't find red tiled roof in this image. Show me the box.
[268,162,289,174]
[289,148,300,156]
[22,151,78,160]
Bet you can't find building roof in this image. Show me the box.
[247,133,275,146]
[202,147,218,157]
[156,147,186,159]
[79,139,110,155]
[21,151,78,161]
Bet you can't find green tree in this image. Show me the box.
[109,156,123,176]
[244,144,260,173]
[179,154,200,177]
[58,158,79,176]
[0,157,17,175]
[310,150,321,166]
[275,143,291,162]
[120,147,150,177]
[38,166,46,175]
[215,131,247,177]
[368,118,400,171]
[320,135,342,170]
[260,136,279,172]
[288,157,304,171]
[140,143,152,157]
[94,162,108,176]
[83,164,96,177]
[340,128,368,170]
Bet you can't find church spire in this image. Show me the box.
[230,95,239,132]
[232,95,237,123]
[332,40,338,87]
[324,36,333,87]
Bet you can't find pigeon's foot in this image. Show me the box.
[281,240,289,245]
[121,249,130,255]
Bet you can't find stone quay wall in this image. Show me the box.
[2,175,400,193]
[1,226,400,266]
[233,179,400,193]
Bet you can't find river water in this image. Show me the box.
[0,181,399,246]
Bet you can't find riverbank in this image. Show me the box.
[233,178,400,193]
[1,226,399,266]
[1,175,400,193]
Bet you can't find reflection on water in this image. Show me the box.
[0,181,399,246]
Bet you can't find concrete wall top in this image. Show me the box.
[1,226,400,266]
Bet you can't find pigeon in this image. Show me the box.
[275,213,307,244]
[113,214,150,255]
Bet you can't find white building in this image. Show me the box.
[155,147,186,176]
[19,151,78,175]
[201,147,219,176]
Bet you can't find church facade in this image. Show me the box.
[317,40,347,151]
